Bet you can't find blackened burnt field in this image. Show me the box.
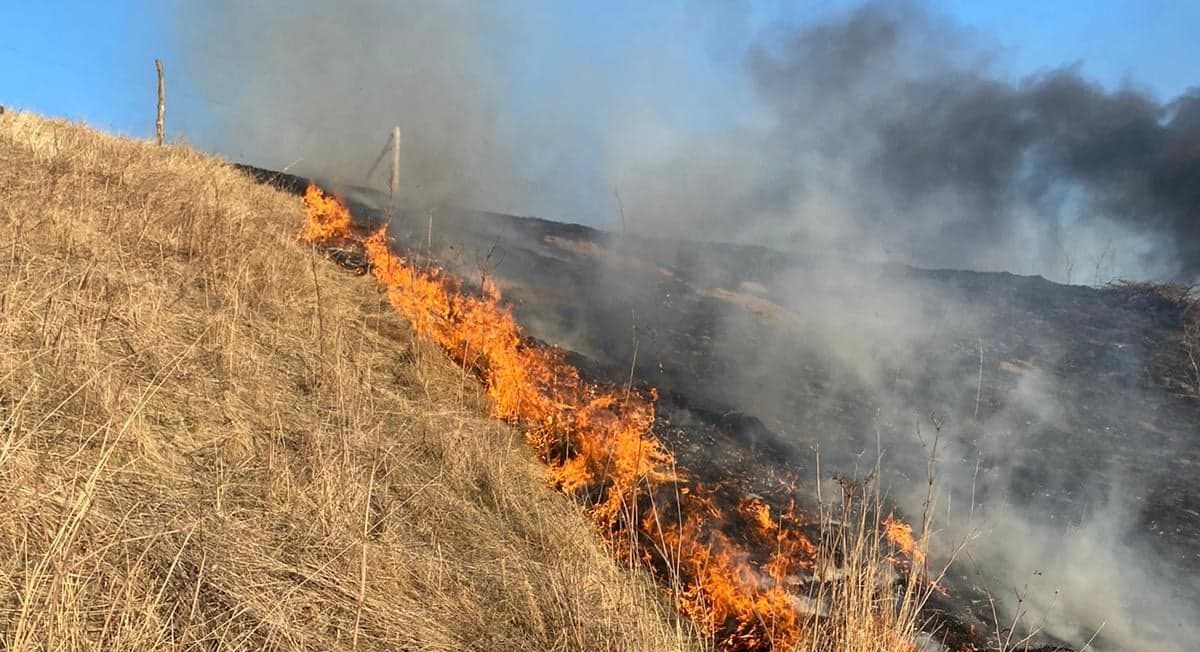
[310,176,1200,649]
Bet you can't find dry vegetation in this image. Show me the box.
[0,111,697,651]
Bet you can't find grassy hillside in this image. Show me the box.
[0,111,696,651]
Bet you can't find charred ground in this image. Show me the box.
[297,176,1200,651]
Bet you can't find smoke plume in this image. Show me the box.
[613,4,1200,282]
[182,1,1199,281]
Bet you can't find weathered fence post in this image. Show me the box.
[155,59,165,145]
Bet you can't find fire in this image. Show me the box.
[299,183,924,650]
[882,513,925,568]
[740,496,776,534]
[299,182,353,245]
[360,224,676,529]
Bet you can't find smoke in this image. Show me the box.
[181,1,1198,281]
[177,0,602,220]
[180,2,1200,650]
[613,4,1200,282]
[963,498,1200,650]
[611,9,1200,644]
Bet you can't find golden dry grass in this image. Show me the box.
[0,111,697,652]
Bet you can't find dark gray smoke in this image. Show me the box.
[605,9,1200,649]
[181,2,1199,280]
[616,4,1200,282]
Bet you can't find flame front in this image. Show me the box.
[299,182,353,245]
[299,183,921,650]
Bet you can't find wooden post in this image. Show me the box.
[390,126,401,201]
[155,59,165,146]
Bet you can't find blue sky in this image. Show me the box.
[943,0,1200,97]
[3,1,1197,156]
[1,2,176,137]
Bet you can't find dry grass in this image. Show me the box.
[802,490,927,652]
[0,111,697,652]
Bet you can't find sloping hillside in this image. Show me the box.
[0,112,695,651]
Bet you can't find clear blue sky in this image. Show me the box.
[3,1,1197,155]
[1,2,177,138]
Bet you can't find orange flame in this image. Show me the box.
[883,513,926,568]
[300,183,921,650]
[740,496,776,534]
[299,183,353,245]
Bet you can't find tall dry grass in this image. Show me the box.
[802,489,927,652]
[0,111,696,651]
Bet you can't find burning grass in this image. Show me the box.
[301,185,942,651]
[0,111,696,651]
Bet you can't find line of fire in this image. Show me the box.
[298,182,1017,652]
